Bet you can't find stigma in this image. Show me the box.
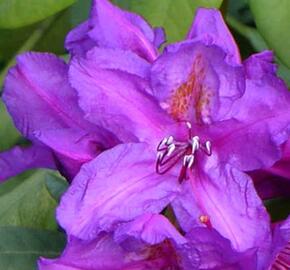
[156,122,212,183]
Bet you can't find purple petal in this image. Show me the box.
[171,181,203,232]
[76,0,158,62]
[89,0,158,61]
[0,144,55,181]
[251,171,290,200]
[2,52,112,178]
[39,230,180,270]
[251,140,290,199]
[34,128,105,180]
[262,139,290,180]
[38,235,127,270]
[84,47,151,78]
[3,52,93,140]
[172,160,271,256]
[57,143,180,240]
[214,51,290,171]
[179,228,257,269]
[187,8,241,64]
[150,41,244,124]
[34,128,100,163]
[69,55,172,143]
[65,21,95,57]
[266,216,290,269]
[153,27,166,48]
[114,213,186,246]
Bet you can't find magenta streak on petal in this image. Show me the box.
[15,65,89,133]
[187,8,241,64]
[119,20,157,62]
[94,0,157,62]
[212,110,289,170]
[189,169,241,250]
[82,172,155,208]
[74,169,168,235]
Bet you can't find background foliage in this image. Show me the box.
[0,0,289,268]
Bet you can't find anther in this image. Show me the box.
[157,137,168,151]
[186,155,195,169]
[191,136,200,152]
[205,141,212,156]
[167,136,174,145]
[167,143,176,156]
[160,137,168,146]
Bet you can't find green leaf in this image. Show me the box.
[35,0,91,55]
[45,173,68,202]
[0,170,60,230]
[226,15,268,53]
[0,100,21,151]
[113,0,223,43]
[0,226,65,270]
[0,0,76,28]
[69,0,91,26]
[228,0,253,25]
[0,25,36,62]
[277,61,290,89]
[226,16,290,88]
[0,17,55,89]
[249,0,290,68]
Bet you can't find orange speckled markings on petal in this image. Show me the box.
[169,54,213,124]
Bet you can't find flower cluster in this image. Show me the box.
[1,0,290,269]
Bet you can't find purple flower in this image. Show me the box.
[38,214,256,270]
[1,54,120,180]
[1,0,164,181]
[56,2,290,264]
[39,213,290,269]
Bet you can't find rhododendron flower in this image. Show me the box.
[55,1,290,267]
[56,2,290,265]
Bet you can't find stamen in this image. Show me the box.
[156,122,212,182]
[167,143,176,156]
[156,143,188,175]
[167,136,174,145]
[204,141,212,155]
[183,155,194,169]
[191,136,200,152]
